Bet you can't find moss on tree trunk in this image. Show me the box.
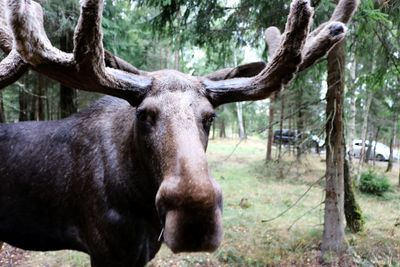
[344,158,365,233]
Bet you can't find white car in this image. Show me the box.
[352,139,398,161]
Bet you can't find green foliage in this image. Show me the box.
[359,170,392,196]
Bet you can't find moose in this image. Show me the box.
[0,0,358,266]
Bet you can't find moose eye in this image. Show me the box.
[202,113,216,129]
[136,108,158,126]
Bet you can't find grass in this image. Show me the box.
[11,138,400,266]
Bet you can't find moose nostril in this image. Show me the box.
[328,23,344,36]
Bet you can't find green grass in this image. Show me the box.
[12,138,400,266]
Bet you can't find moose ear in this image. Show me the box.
[204,61,266,81]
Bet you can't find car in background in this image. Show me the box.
[273,129,301,144]
[352,139,397,161]
[273,129,325,151]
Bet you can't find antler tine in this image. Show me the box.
[0,50,29,88]
[74,0,105,73]
[299,0,359,71]
[299,21,346,71]
[204,0,357,107]
[264,27,282,59]
[5,0,152,105]
[330,0,360,24]
[0,0,29,89]
[204,0,314,106]
[0,0,12,54]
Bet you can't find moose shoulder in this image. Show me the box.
[0,0,358,266]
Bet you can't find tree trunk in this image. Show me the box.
[348,94,356,162]
[288,106,293,156]
[364,131,373,164]
[236,102,246,140]
[160,47,163,69]
[297,88,304,161]
[278,94,285,161]
[266,94,276,161]
[60,85,77,118]
[59,32,77,119]
[37,74,46,120]
[174,49,180,70]
[386,115,397,172]
[321,39,345,258]
[211,121,215,140]
[355,93,372,183]
[347,56,357,172]
[372,127,380,165]
[344,157,365,233]
[46,83,51,120]
[29,75,39,120]
[165,47,170,69]
[19,76,29,122]
[342,33,364,233]
[219,119,226,138]
[0,91,5,123]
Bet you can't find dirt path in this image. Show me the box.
[0,244,29,267]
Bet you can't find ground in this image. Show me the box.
[1,138,400,266]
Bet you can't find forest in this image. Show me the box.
[0,0,399,266]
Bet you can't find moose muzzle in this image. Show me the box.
[156,172,223,253]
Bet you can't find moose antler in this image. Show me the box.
[0,0,151,105]
[0,0,141,89]
[0,0,28,88]
[204,0,359,106]
[1,0,358,107]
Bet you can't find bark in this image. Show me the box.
[342,30,363,233]
[347,56,357,171]
[297,88,304,161]
[29,75,38,120]
[289,106,293,156]
[355,93,372,183]
[19,75,29,121]
[236,102,246,140]
[19,87,28,121]
[0,91,5,123]
[372,127,380,165]
[60,84,77,119]
[364,130,374,163]
[37,74,45,120]
[59,32,77,119]
[211,121,215,140]
[344,157,365,233]
[386,116,397,172]
[321,39,345,257]
[266,93,276,161]
[219,119,226,138]
[159,47,163,69]
[165,47,170,69]
[46,83,51,120]
[174,49,180,71]
[278,94,285,161]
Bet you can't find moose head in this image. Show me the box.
[0,0,359,265]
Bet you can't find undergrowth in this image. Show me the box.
[8,138,400,266]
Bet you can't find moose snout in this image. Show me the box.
[156,175,223,253]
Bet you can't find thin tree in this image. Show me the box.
[59,30,77,118]
[264,27,281,161]
[321,0,360,259]
[322,37,346,259]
